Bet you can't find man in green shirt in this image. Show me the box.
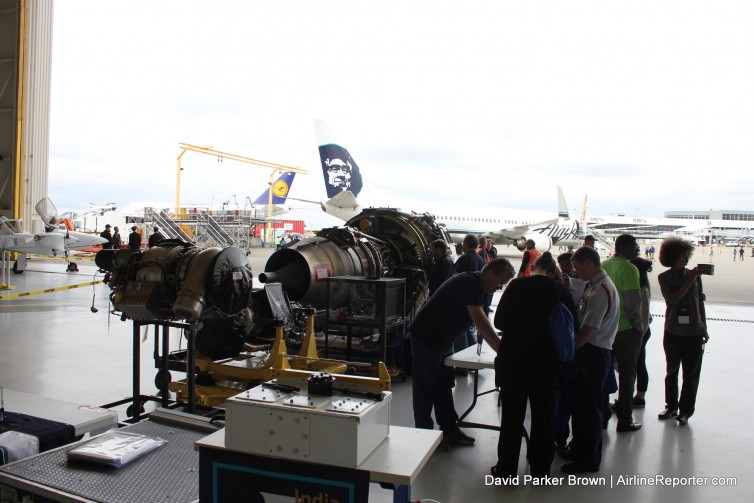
[602,234,644,432]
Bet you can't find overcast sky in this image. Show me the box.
[48,0,754,228]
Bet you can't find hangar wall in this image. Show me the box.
[0,0,53,233]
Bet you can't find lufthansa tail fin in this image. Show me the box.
[557,186,570,220]
[314,120,364,200]
[252,172,297,206]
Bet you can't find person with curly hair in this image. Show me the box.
[657,237,709,426]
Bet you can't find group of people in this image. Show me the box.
[99,225,164,251]
[411,232,709,479]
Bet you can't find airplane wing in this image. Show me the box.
[34,233,66,254]
[0,233,35,247]
[252,204,289,218]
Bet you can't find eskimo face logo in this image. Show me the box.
[325,158,352,189]
[319,144,363,199]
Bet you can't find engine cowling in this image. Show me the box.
[515,234,552,253]
[260,207,451,317]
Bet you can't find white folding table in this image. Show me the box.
[195,425,442,503]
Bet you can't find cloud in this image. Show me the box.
[48,0,754,227]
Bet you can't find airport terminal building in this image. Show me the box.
[586,210,754,245]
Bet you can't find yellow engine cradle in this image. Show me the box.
[168,314,389,407]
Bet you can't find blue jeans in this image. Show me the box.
[411,335,459,431]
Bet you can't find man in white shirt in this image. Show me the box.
[561,246,620,474]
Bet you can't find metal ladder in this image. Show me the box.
[146,208,192,242]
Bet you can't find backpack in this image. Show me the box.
[549,302,575,362]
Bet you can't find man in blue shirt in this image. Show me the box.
[453,234,487,355]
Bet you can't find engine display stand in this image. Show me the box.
[101,320,199,423]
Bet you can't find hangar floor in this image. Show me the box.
[1,254,752,502]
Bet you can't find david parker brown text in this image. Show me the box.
[485,474,737,487]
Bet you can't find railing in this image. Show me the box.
[145,208,192,242]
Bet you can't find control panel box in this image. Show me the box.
[326,276,405,325]
[225,385,391,468]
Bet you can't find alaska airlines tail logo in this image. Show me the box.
[319,144,363,199]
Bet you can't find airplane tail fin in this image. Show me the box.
[557,186,570,220]
[0,215,20,234]
[579,195,588,221]
[314,119,363,200]
[251,172,297,206]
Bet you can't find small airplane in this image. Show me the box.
[0,197,108,273]
[249,171,298,217]
[309,120,582,252]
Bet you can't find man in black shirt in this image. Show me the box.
[428,239,454,297]
[99,225,113,249]
[410,258,515,447]
[148,226,165,248]
[128,226,142,252]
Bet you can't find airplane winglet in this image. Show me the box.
[557,186,569,220]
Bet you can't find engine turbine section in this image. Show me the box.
[260,208,451,315]
[515,234,553,253]
[95,240,253,321]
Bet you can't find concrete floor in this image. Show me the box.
[1,250,753,502]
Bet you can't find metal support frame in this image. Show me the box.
[101,320,198,423]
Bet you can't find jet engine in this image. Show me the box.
[95,240,253,322]
[260,208,452,316]
[515,234,553,253]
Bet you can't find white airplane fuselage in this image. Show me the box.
[322,194,581,252]
[3,229,107,256]
[313,121,580,252]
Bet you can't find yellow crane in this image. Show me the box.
[175,143,307,244]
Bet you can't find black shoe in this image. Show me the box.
[633,397,646,408]
[609,400,618,411]
[443,427,475,446]
[616,422,642,432]
[658,408,678,420]
[555,442,573,460]
[676,414,689,426]
[561,462,599,474]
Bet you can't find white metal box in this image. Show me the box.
[225,385,391,468]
